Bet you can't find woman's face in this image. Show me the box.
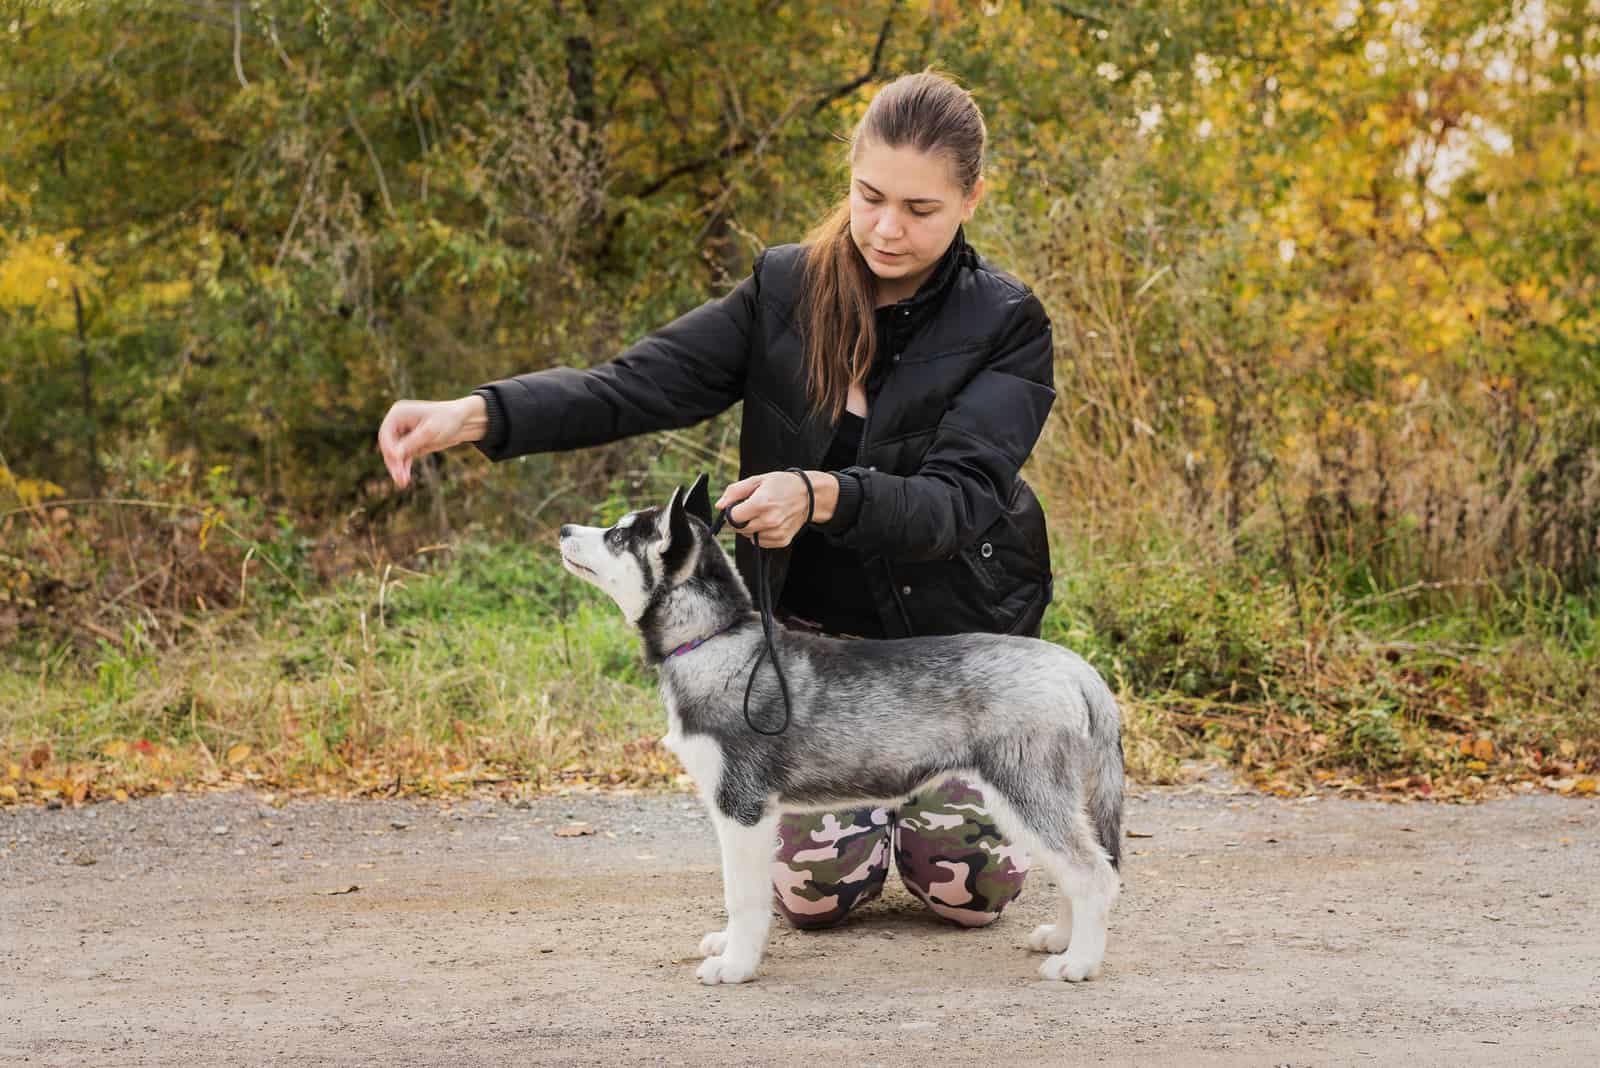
[849,138,983,302]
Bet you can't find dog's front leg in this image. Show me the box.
[696,809,778,985]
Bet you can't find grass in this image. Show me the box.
[2,498,1597,808]
[2,532,673,804]
[1043,521,1599,799]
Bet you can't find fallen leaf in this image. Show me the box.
[553,825,595,838]
[226,744,252,765]
[102,740,128,759]
[73,853,97,866]
[0,785,18,803]
[1573,778,1597,796]
[1472,738,1495,762]
[1125,830,1154,838]
[319,885,360,895]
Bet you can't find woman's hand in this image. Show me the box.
[378,396,486,490]
[715,470,839,548]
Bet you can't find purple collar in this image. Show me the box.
[665,620,740,658]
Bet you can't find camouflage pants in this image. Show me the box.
[771,776,1032,929]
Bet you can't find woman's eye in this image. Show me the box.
[859,192,933,217]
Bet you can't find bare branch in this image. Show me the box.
[346,106,397,219]
[275,128,346,271]
[809,6,897,116]
[231,0,249,88]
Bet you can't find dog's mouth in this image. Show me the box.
[561,554,596,577]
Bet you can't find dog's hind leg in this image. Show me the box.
[697,806,779,985]
[1032,843,1118,982]
[976,774,1120,982]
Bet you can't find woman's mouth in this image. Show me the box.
[871,247,906,260]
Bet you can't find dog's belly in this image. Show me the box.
[778,762,958,811]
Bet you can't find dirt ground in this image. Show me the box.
[2,771,1596,1067]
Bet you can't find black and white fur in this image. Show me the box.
[557,475,1125,985]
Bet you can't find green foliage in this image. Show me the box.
[1044,540,1295,701]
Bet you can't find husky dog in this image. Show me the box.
[557,475,1124,985]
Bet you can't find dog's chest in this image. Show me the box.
[660,689,725,798]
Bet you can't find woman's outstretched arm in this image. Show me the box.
[378,251,765,488]
[472,253,765,461]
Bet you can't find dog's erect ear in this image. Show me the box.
[684,473,712,526]
[661,484,694,577]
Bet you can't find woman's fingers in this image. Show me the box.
[719,474,766,529]
[724,475,806,547]
[379,401,442,489]
[378,405,414,488]
[715,475,764,512]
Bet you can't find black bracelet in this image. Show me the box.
[784,467,815,528]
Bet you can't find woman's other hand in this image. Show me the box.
[715,470,840,548]
[378,395,487,489]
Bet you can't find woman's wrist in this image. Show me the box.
[805,470,839,524]
[455,394,489,444]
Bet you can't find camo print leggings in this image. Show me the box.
[771,776,1032,929]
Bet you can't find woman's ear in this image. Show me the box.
[963,175,986,222]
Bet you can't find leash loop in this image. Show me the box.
[709,470,816,736]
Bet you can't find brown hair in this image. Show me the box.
[799,70,987,423]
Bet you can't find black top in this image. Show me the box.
[776,410,881,637]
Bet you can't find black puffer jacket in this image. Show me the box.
[472,230,1056,638]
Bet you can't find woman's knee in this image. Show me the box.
[770,806,892,930]
[894,777,1031,927]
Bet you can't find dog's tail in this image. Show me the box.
[1084,679,1125,872]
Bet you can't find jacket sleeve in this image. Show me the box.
[828,289,1055,562]
[471,252,765,461]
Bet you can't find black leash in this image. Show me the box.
[709,468,814,737]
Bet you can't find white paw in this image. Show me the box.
[698,930,728,957]
[1026,923,1072,954]
[1039,951,1100,982]
[696,953,759,985]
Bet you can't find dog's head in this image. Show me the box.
[558,473,741,628]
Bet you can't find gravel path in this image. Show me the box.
[2,776,1596,1066]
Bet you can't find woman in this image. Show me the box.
[378,71,1056,930]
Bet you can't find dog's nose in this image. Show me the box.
[559,524,574,539]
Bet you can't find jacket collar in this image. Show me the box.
[875,225,968,342]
